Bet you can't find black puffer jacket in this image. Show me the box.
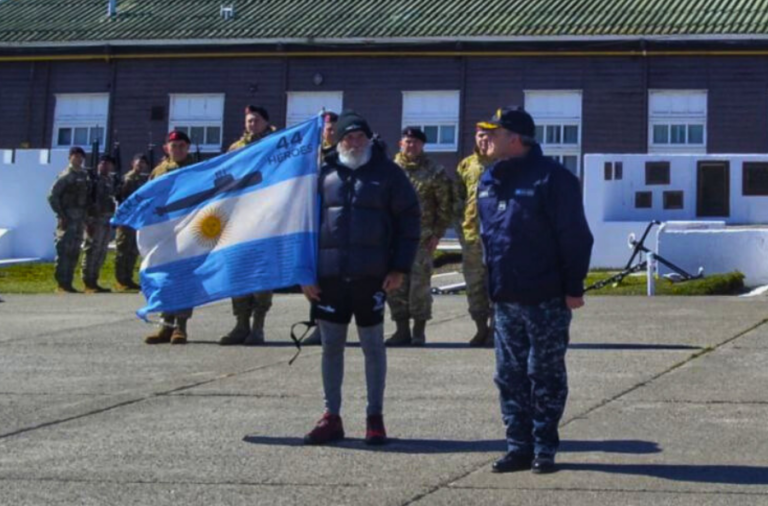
[318,143,421,280]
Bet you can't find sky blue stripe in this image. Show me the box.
[137,232,317,319]
[113,116,322,230]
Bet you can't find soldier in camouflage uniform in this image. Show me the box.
[114,154,150,291]
[454,128,494,346]
[386,127,452,347]
[48,147,91,293]
[81,155,117,293]
[144,130,197,346]
[218,106,277,346]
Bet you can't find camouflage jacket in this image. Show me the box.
[394,152,452,244]
[454,150,493,244]
[149,155,196,180]
[89,174,117,219]
[47,165,91,220]
[228,126,277,152]
[120,169,149,202]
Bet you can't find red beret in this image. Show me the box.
[166,130,191,144]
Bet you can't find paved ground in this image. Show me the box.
[0,294,767,505]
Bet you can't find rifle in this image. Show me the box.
[87,139,100,205]
[111,138,123,202]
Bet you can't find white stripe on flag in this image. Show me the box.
[138,174,317,270]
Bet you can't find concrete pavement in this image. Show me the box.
[0,294,766,505]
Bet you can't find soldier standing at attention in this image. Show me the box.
[48,146,91,294]
[143,130,196,345]
[114,154,151,291]
[81,155,117,294]
[477,107,593,474]
[455,128,494,346]
[218,105,277,346]
[386,127,452,347]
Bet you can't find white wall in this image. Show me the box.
[585,153,768,283]
[658,228,768,285]
[0,149,69,260]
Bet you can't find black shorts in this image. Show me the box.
[315,277,387,327]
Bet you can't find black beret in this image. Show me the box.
[245,105,270,122]
[98,154,116,165]
[69,146,86,157]
[401,126,427,143]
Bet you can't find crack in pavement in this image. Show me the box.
[400,319,768,506]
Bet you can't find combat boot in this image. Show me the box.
[385,319,411,347]
[126,280,142,291]
[469,316,490,347]
[411,320,427,347]
[145,319,174,345]
[170,318,188,345]
[113,282,131,293]
[218,314,251,346]
[244,312,266,346]
[56,284,79,294]
[84,281,110,294]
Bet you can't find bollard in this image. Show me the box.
[647,252,656,296]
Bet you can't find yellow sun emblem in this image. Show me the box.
[193,207,228,248]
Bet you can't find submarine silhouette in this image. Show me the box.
[154,169,263,216]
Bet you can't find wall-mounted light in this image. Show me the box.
[313,73,324,86]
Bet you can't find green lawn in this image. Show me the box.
[0,253,746,296]
[0,251,139,294]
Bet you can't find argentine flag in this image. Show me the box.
[112,116,322,319]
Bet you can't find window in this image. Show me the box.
[525,91,582,176]
[635,192,653,209]
[615,162,623,180]
[743,162,768,196]
[52,94,109,151]
[664,191,684,210]
[169,94,225,152]
[604,162,613,181]
[646,161,671,185]
[286,92,343,126]
[649,90,707,153]
[402,91,460,152]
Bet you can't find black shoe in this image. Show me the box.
[491,452,533,473]
[531,454,556,474]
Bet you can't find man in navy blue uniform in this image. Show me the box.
[476,107,593,474]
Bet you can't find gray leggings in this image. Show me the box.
[319,320,387,416]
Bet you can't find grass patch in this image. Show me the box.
[585,271,746,296]
[0,251,138,294]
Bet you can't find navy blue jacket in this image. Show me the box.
[477,144,593,305]
[318,144,421,280]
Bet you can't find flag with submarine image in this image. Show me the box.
[112,115,322,319]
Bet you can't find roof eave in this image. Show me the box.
[3,33,768,48]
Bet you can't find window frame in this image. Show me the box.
[51,93,110,152]
[168,93,226,153]
[401,90,460,153]
[525,90,583,177]
[648,90,707,153]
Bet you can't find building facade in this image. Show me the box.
[2,1,768,175]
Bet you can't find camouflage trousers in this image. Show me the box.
[462,241,491,320]
[387,246,433,321]
[81,217,112,285]
[54,218,85,287]
[114,226,139,284]
[232,292,273,321]
[494,298,572,457]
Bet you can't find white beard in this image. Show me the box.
[338,143,372,170]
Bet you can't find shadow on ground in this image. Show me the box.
[243,437,661,455]
[557,463,768,485]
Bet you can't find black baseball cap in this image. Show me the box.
[477,106,536,139]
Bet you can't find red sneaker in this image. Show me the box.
[365,414,388,446]
[304,413,345,445]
